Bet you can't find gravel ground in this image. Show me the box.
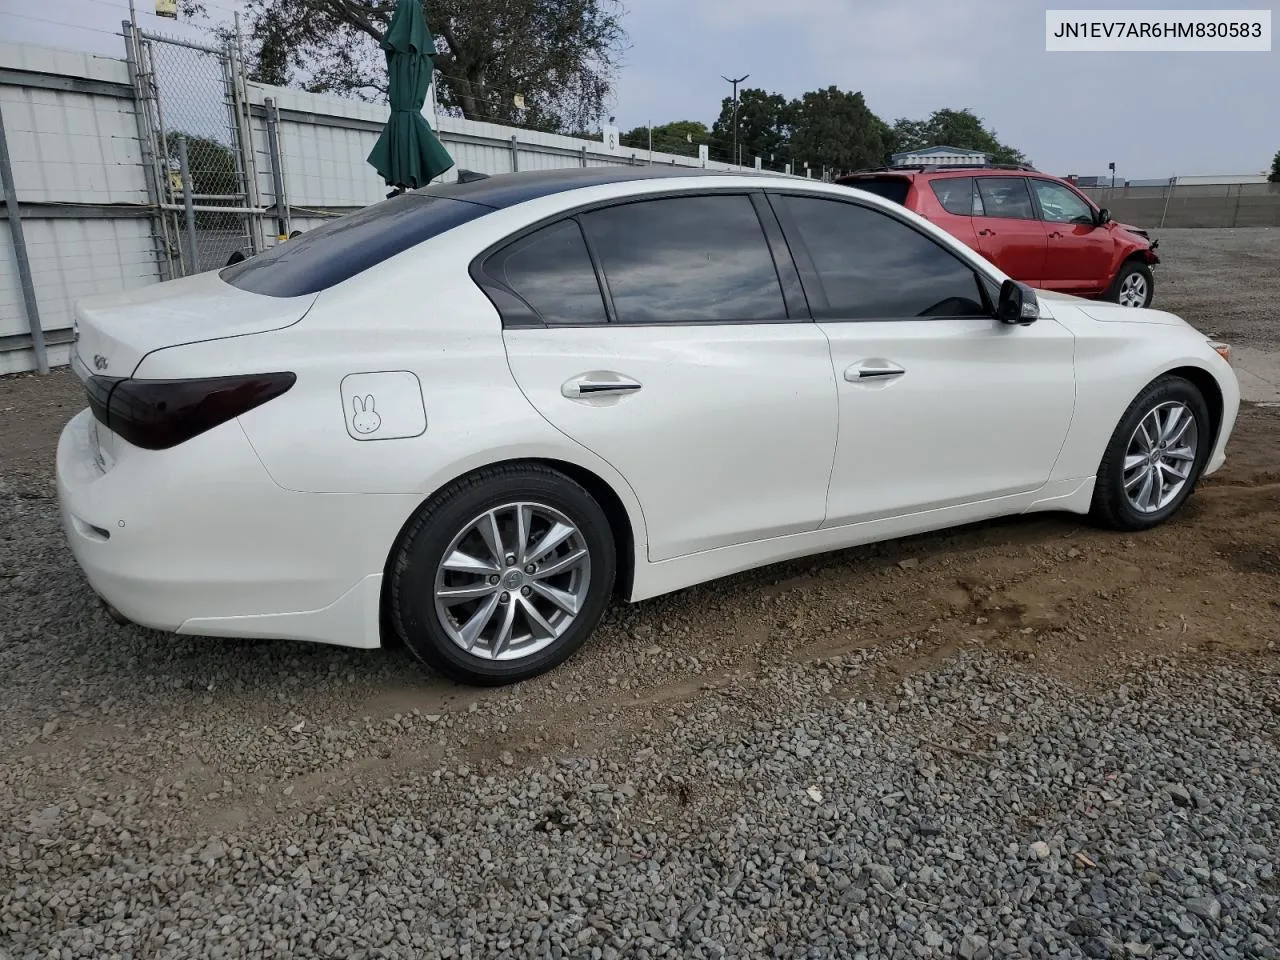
[1149,226,1280,352]
[2,231,1279,958]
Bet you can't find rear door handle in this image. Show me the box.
[977,228,995,236]
[561,372,643,399]
[845,361,906,382]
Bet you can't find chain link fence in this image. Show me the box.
[134,28,261,274]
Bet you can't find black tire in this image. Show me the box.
[1105,260,1154,308]
[1089,374,1211,531]
[389,464,616,685]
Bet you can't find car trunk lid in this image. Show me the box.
[71,269,317,381]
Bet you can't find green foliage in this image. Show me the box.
[710,88,793,165]
[888,108,1028,166]
[232,0,627,134]
[1269,150,1280,184]
[620,121,710,158]
[788,87,885,175]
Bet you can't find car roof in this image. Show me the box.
[414,165,778,210]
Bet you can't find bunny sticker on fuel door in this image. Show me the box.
[340,371,427,441]
[350,394,381,434]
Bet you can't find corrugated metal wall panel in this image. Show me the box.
[0,218,159,339]
[0,86,146,205]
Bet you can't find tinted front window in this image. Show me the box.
[1030,179,1095,224]
[499,220,606,325]
[775,194,987,320]
[929,177,981,216]
[975,177,1035,220]
[220,193,491,298]
[580,195,785,324]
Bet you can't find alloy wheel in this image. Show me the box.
[432,501,592,661]
[1122,401,1199,514]
[1118,272,1148,307]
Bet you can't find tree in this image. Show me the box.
[788,86,885,176]
[220,0,627,133]
[888,107,1028,166]
[709,88,793,167]
[1269,150,1280,183]
[619,121,709,158]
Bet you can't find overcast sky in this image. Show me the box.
[2,0,1276,179]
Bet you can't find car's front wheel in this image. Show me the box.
[1089,375,1211,531]
[1107,260,1154,308]
[389,464,616,685]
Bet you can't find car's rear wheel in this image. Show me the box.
[1089,375,1211,531]
[1107,260,1154,308]
[389,464,615,685]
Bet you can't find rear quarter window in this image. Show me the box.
[929,177,980,216]
[219,193,492,298]
[839,177,911,206]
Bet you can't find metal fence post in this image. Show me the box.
[122,18,173,282]
[177,136,199,271]
[1159,176,1175,229]
[510,136,520,172]
[264,97,290,240]
[0,101,48,374]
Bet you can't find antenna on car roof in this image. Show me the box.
[455,169,490,183]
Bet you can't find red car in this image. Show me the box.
[836,165,1161,308]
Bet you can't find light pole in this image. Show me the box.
[722,73,749,166]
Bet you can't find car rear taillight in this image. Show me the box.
[86,372,295,450]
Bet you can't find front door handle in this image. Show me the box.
[844,361,906,383]
[561,371,643,399]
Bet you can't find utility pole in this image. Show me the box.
[1108,160,1116,190]
[722,73,749,167]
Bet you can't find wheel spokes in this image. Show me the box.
[489,598,519,659]
[527,521,576,564]
[1122,402,1199,515]
[438,582,498,605]
[529,580,580,616]
[457,592,502,651]
[442,550,500,576]
[530,547,588,580]
[434,500,591,661]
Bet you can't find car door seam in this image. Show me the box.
[497,330,653,557]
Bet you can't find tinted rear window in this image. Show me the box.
[219,193,492,297]
[839,177,911,205]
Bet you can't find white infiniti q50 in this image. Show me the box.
[56,167,1239,685]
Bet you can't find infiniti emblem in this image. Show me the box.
[93,354,109,371]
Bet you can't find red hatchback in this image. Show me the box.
[836,166,1161,308]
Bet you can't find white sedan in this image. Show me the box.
[56,167,1239,685]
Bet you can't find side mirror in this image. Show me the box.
[996,279,1039,326]
[1097,207,1112,225]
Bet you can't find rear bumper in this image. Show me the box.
[55,408,417,649]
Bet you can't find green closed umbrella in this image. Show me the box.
[367,0,455,190]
